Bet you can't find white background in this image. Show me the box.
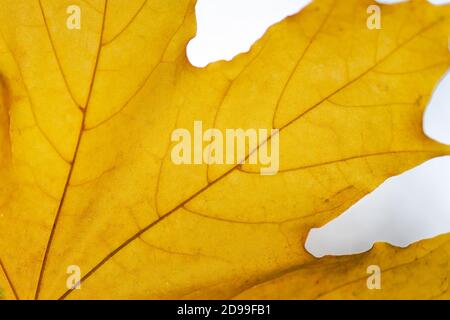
[187,0,450,257]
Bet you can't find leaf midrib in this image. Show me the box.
[34,0,109,300]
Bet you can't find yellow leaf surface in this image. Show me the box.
[234,233,450,300]
[0,0,449,300]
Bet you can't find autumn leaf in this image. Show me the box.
[0,0,449,300]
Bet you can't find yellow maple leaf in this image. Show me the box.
[0,0,449,300]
